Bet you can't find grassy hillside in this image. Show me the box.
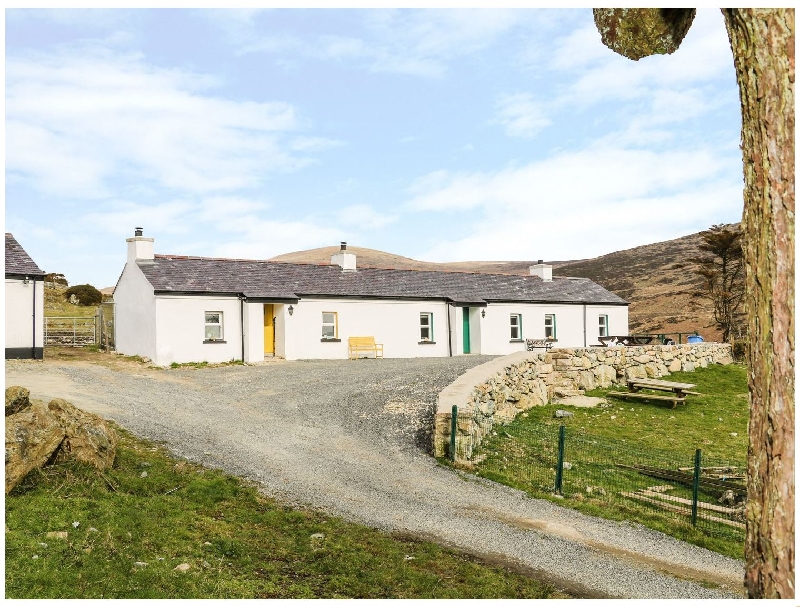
[44,283,100,318]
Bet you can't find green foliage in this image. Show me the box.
[45,273,68,286]
[6,429,559,599]
[64,284,103,306]
[691,224,745,342]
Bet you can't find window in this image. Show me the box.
[510,313,522,340]
[420,312,433,342]
[205,312,223,341]
[599,314,609,337]
[544,314,556,340]
[322,312,338,339]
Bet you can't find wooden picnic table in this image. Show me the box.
[626,378,699,398]
[606,378,700,408]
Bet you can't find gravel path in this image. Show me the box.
[6,356,745,598]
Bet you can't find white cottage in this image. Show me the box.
[114,229,628,366]
[5,233,46,359]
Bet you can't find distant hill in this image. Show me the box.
[271,229,735,342]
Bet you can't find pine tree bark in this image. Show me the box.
[594,8,795,598]
[722,9,795,599]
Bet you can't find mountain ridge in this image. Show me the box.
[270,228,733,341]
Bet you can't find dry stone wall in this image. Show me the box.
[434,343,734,460]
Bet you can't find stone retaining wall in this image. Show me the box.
[434,343,734,461]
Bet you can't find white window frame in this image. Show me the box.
[510,313,522,340]
[420,312,433,342]
[544,314,556,340]
[205,311,223,341]
[322,311,338,339]
[599,314,609,337]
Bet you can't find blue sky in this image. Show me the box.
[6,8,744,288]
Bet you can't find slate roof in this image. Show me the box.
[136,255,628,306]
[5,233,45,278]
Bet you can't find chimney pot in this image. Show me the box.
[538,259,543,264]
[135,227,144,237]
[340,241,347,251]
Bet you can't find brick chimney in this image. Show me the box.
[127,227,154,264]
[529,259,552,282]
[330,241,356,272]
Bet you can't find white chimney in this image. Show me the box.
[330,241,356,272]
[529,259,552,282]
[127,227,154,264]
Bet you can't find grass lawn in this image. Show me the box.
[6,429,563,599]
[469,363,749,559]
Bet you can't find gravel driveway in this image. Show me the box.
[6,355,745,598]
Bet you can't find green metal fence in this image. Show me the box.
[454,409,746,543]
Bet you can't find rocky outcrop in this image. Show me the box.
[5,386,118,493]
[47,399,118,470]
[5,400,66,493]
[5,386,31,416]
[434,343,734,460]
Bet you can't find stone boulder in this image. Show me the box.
[47,399,118,470]
[5,394,118,494]
[5,386,31,417]
[5,401,66,493]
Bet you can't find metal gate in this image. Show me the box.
[44,316,98,347]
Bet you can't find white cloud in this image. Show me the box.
[81,200,197,237]
[406,140,743,262]
[208,220,342,261]
[338,204,398,230]
[408,145,730,214]
[6,47,329,199]
[491,93,551,139]
[417,181,743,263]
[215,8,532,78]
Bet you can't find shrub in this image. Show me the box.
[64,284,102,306]
[45,273,68,286]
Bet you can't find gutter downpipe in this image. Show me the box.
[446,303,453,357]
[240,295,245,363]
[583,303,587,348]
[32,278,37,359]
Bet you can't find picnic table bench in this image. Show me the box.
[348,336,384,359]
[606,378,700,408]
[526,338,557,351]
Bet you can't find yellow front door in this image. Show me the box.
[264,304,275,354]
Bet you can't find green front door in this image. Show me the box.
[462,307,470,354]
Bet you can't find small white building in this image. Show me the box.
[5,233,46,359]
[114,229,629,366]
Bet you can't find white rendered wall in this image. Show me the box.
[243,301,264,363]
[282,298,451,360]
[113,263,157,361]
[479,303,629,354]
[275,304,287,358]
[5,278,44,349]
[154,295,242,366]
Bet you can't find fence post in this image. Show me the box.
[692,448,702,526]
[450,405,458,462]
[555,425,566,494]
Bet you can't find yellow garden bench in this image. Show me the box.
[348,336,384,359]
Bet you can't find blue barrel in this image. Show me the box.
[687,335,704,344]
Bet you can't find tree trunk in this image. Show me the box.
[722,9,795,599]
[594,7,795,598]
